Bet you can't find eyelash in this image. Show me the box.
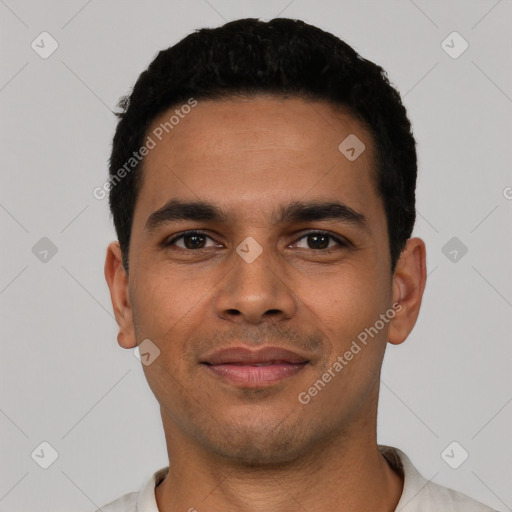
[163,230,349,251]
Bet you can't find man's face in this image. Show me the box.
[121,96,398,464]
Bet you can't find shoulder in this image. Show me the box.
[92,466,169,512]
[378,445,497,512]
[418,479,497,511]
[93,490,138,511]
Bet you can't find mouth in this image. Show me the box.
[201,346,310,387]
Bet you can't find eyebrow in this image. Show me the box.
[144,199,367,233]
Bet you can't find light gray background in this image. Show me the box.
[1,1,511,511]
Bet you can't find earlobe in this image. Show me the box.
[104,241,137,349]
[387,237,427,346]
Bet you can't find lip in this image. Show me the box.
[201,346,310,387]
[203,346,309,365]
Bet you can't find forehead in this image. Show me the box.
[136,96,381,223]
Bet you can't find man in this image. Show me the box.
[100,17,496,512]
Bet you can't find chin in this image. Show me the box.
[213,437,304,467]
[195,415,318,467]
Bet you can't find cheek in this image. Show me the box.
[131,265,221,407]
[134,270,207,412]
[297,271,388,412]
[131,265,207,344]
[299,265,386,345]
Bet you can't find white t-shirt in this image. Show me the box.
[95,445,497,511]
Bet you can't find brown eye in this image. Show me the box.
[306,233,329,249]
[294,231,347,250]
[182,233,207,249]
[164,231,218,250]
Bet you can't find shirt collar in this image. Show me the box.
[136,466,168,511]
[379,444,431,510]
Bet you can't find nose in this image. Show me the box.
[213,243,297,325]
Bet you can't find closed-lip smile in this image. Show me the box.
[201,346,310,387]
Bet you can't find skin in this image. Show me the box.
[105,95,426,512]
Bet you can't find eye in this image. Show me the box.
[163,230,349,251]
[164,231,220,250]
[293,231,348,250]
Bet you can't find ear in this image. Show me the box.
[104,241,137,349]
[387,237,427,345]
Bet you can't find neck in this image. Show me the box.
[155,410,403,512]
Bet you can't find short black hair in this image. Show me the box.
[108,17,417,273]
